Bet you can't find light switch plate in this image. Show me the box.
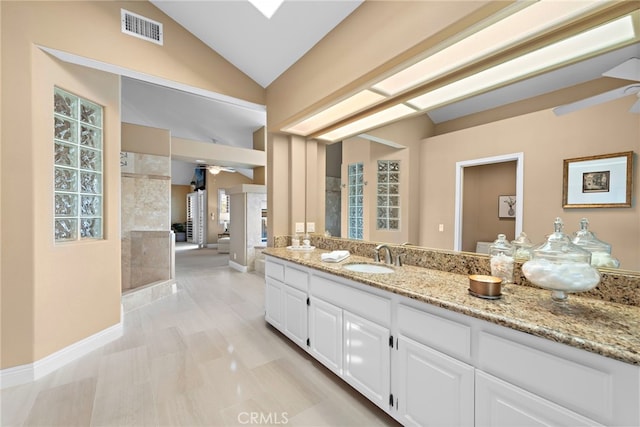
[307,222,315,232]
[295,222,305,233]
[438,224,444,232]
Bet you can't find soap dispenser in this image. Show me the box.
[489,234,515,284]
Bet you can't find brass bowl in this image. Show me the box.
[469,275,502,299]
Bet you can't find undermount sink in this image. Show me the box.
[343,263,394,274]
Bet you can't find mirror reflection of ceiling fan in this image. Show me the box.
[554,57,640,116]
[196,164,236,175]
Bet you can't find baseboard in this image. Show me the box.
[0,321,123,389]
[229,260,248,273]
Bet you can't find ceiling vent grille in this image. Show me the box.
[121,9,163,45]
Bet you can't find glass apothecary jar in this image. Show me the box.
[511,232,535,261]
[489,234,515,284]
[522,217,600,302]
[571,218,620,268]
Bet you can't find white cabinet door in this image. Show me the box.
[308,297,343,375]
[265,277,283,331]
[475,371,602,427]
[395,335,474,427]
[343,311,390,411]
[283,284,308,348]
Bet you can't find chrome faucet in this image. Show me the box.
[374,244,393,264]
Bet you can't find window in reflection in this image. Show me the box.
[377,160,400,230]
[347,162,364,240]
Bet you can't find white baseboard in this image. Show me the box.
[229,260,248,273]
[0,321,123,389]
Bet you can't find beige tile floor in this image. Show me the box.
[1,247,399,426]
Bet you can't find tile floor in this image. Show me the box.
[1,247,399,426]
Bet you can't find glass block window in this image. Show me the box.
[376,160,400,230]
[54,87,103,242]
[347,162,364,240]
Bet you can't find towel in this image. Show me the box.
[321,250,350,262]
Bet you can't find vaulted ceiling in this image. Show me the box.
[120,1,639,179]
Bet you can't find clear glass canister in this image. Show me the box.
[511,232,534,261]
[489,234,515,284]
[522,217,600,302]
[571,218,620,268]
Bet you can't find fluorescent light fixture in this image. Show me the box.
[248,0,284,19]
[408,15,636,111]
[373,0,605,96]
[358,134,406,149]
[284,90,386,135]
[317,104,416,142]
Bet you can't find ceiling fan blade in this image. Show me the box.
[603,57,640,81]
[553,84,640,116]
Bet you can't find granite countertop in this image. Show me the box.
[264,247,640,366]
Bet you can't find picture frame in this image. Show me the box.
[498,195,516,218]
[563,151,633,208]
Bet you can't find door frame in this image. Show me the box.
[454,153,524,251]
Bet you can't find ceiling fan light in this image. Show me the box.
[208,166,221,175]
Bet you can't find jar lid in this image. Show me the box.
[533,217,591,263]
[490,233,514,254]
[511,231,533,247]
[571,218,612,253]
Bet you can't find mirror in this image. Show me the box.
[325,88,639,273]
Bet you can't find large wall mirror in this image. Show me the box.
[324,96,639,273]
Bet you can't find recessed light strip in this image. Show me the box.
[372,0,605,96]
[407,15,636,110]
[283,90,386,135]
[317,104,416,142]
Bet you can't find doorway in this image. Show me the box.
[454,153,523,252]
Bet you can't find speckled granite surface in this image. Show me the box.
[273,235,640,307]
[264,246,640,366]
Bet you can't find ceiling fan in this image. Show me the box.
[553,57,640,116]
[196,164,236,175]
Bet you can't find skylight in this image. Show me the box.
[248,0,284,19]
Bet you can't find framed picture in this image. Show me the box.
[563,151,633,208]
[498,195,516,218]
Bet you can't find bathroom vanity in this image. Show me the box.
[263,247,640,427]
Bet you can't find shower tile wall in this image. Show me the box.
[121,152,172,290]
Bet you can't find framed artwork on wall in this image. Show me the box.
[563,151,633,208]
[498,195,516,218]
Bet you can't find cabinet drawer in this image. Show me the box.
[397,304,471,361]
[311,275,390,326]
[478,331,617,424]
[284,265,308,292]
[475,370,602,427]
[265,258,284,281]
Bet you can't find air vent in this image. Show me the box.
[121,9,163,45]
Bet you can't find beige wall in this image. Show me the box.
[122,123,171,156]
[1,0,264,369]
[420,97,639,270]
[253,127,266,185]
[0,48,122,368]
[267,133,291,244]
[171,185,190,224]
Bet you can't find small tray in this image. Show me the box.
[468,289,502,300]
[286,245,315,251]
